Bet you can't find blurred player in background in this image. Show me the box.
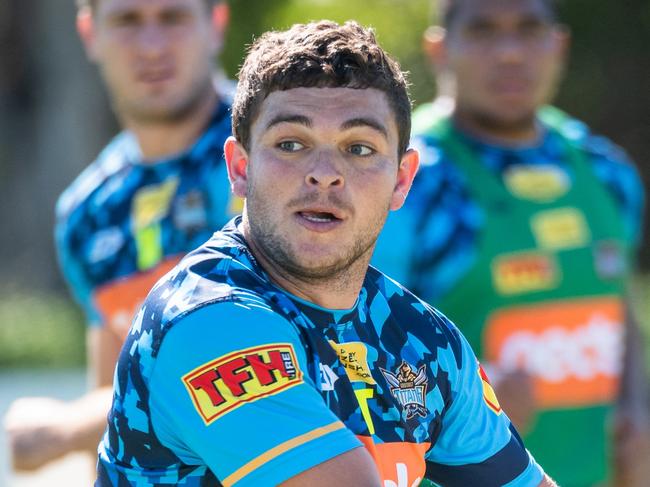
[4,0,235,471]
[373,0,650,485]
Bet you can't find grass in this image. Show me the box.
[0,276,648,369]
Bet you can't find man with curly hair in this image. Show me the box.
[96,20,557,486]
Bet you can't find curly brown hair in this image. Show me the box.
[232,20,412,158]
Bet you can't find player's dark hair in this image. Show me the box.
[232,20,412,158]
[436,0,559,28]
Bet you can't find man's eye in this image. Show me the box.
[466,22,495,39]
[519,21,549,39]
[278,141,304,152]
[349,144,374,156]
[160,10,191,26]
[111,13,140,27]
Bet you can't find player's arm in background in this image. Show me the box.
[594,141,650,486]
[116,302,383,486]
[537,477,558,487]
[3,207,118,471]
[612,299,650,486]
[423,314,557,487]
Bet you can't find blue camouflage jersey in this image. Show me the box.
[373,105,644,301]
[96,218,545,487]
[55,101,238,336]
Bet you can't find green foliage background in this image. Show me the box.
[222,0,434,105]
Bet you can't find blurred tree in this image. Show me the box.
[0,0,35,203]
[0,0,113,291]
[221,0,290,78]
[222,0,432,104]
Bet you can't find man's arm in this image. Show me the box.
[280,447,381,486]
[618,300,650,412]
[4,326,121,470]
[4,387,113,470]
[88,325,124,389]
[611,300,650,486]
[537,474,558,487]
[492,369,537,434]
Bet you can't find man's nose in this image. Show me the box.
[135,23,168,57]
[493,32,527,63]
[305,152,344,189]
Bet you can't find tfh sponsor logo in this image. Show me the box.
[183,344,303,425]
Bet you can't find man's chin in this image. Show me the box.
[479,107,538,132]
[286,257,351,280]
[125,103,190,124]
[285,246,375,281]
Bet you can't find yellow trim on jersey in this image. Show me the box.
[222,420,345,486]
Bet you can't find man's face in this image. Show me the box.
[83,0,221,122]
[444,0,566,127]
[227,87,418,280]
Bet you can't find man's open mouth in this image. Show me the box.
[298,211,342,223]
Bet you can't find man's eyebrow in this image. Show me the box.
[265,114,312,130]
[341,118,388,140]
[105,8,140,21]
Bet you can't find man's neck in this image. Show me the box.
[241,218,368,311]
[452,106,542,146]
[123,89,219,161]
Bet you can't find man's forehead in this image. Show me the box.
[256,87,394,128]
[97,0,204,15]
[449,0,554,23]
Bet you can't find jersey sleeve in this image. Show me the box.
[587,139,645,253]
[541,106,646,253]
[148,301,363,486]
[54,201,102,327]
[425,321,544,487]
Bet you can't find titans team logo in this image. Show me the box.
[380,361,428,419]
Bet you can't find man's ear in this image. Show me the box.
[390,149,420,211]
[210,2,230,54]
[553,24,571,70]
[76,6,98,61]
[224,137,249,198]
[422,25,448,68]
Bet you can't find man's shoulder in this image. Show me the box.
[55,131,138,221]
[366,267,465,356]
[127,228,278,349]
[540,106,644,214]
[410,101,458,178]
[411,98,454,137]
[539,106,633,165]
[194,98,233,154]
[149,232,267,319]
